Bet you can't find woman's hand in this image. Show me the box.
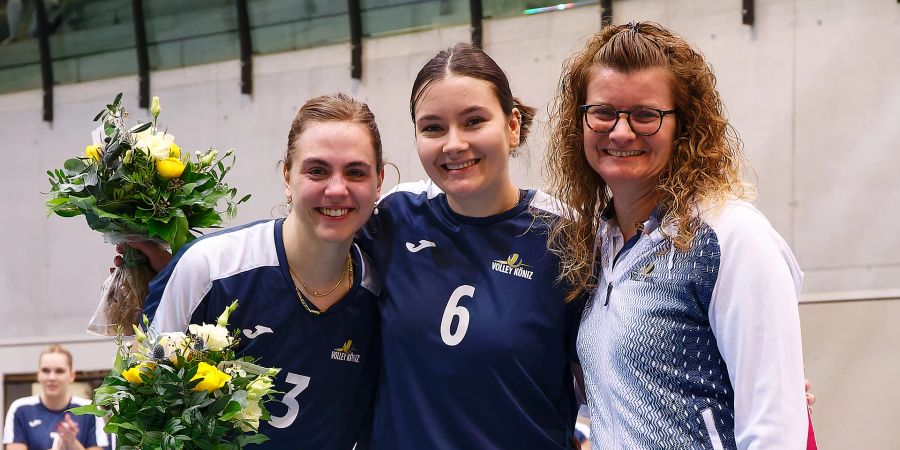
[113,240,173,273]
[55,414,83,450]
[805,378,816,409]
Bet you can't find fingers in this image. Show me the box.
[125,239,173,273]
[56,414,79,440]
[806,392,816,407]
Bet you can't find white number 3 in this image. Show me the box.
[440,285,475,346]
[268,372,310,428]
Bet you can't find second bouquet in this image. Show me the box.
[46,94,250,335]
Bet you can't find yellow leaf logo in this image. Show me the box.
[335,339,353,353]
[506,253,522,268]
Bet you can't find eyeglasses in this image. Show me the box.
[579,105,676,136]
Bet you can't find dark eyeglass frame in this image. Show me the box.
[579,104,677,136]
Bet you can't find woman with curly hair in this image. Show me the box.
[546,22,810,449]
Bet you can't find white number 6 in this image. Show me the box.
[440,285,475,346]
[268,372,310,429]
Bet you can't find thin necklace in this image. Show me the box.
[289,253,352,297]
[290,255,353,316]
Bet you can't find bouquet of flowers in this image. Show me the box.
[72,301,280,449]
[45,94,249,336]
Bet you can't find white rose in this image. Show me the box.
[234,400,263,432]
[188,323,231,351]
[246,375,274,402]
[157,332,187,357]
[134,129,175,160]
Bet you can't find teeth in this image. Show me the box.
[320,208,348,217]
[606,149,644,157]
[445,160,477,170]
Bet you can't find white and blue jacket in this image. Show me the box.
[578,199,807,450]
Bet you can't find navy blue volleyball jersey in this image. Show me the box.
[143,219,380,449]
[2,396,107,450]
[358,181,582,449]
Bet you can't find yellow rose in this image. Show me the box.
[84,144,102,162]
[122,362,153,385]
[191,362,231,393]
[156,157,185,179]
[168,143,181,158]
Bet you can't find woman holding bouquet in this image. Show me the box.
[3,345,108,450]
[134,42,815,449]
[140,94,384,449]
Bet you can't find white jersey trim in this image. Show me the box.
[2,396,108,446]
[150,221,280,334]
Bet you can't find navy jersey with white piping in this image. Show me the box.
[578,199,807,449]
[358,181,582,449]
[143,219,380,450]
[2,396,108,450]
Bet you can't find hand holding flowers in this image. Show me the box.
[45,94,249,336]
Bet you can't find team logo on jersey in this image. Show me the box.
[242,325,274,339]
[491,253,534,280]
[405,239,436,253]
[28,419,42,427]
[331,339,361,363]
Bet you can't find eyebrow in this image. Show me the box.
[416,105,490,124]
[300,158,372,169]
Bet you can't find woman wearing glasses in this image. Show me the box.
[546,22,811,449]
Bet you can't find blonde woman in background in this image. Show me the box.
[2,345,107,450]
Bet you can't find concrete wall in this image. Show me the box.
[0,0,897,447]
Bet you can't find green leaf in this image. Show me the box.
[236,434,269,446]
[237,194,251,204]
[169,213,192,253]
[68,195,97,210]
[109,421,142,432]
[83,165,99,187]
[63,158,87,175]
[130,122,152,133]
[56,182,87,193]
[45,197,70,207]
[217,400,242,421]
[187,208,223,229]
[68,404,106,417]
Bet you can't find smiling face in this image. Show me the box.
[582,66,678,195]
[413,75,521,216]
[38,352,74,399]
[283,121,382,245]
